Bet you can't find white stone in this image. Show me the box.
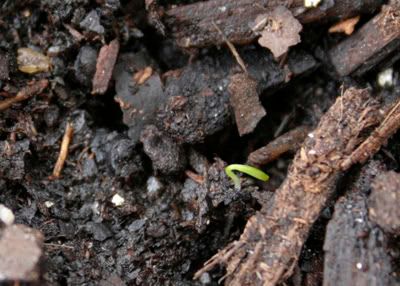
[304,0,321,7]
[147,176,163,194]
[0,204,15,226]
[377,68,394,88]
[111,194,125,206]
[44,201,54,208]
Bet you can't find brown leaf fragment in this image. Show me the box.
[17,48,51,74]
[328,16,360,35]
[228,73,266,136]
[92,39,120,95]
[254,6,303,58]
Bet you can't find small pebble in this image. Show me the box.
[304,0,321,7]
[377,68,394,88]
[0,204,14,226]
[111,194,125,206]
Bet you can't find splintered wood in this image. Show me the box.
[195,88,381,286]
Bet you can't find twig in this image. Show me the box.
[212,21,247,74]
[0,79,48,111]
[51,122,74,179]
[247,125,311,166]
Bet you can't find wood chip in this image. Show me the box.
[92,38,120,95]
[328,16,360,35]
[51,122,74,179]
[228,73,266,136]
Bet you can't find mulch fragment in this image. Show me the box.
[92,38,120,95]
[228,73,266,136]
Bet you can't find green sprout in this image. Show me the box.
[225,164,269,189]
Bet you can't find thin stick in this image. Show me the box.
[212,21,248,74]
[51,122,74,179]
[0,79,48,111]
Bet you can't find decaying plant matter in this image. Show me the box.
[195,88,382,286]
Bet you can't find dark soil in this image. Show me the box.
[0,1,399,286]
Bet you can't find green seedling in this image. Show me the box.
[225,164,269,189]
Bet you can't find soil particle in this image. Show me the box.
[324,163,395,286]
[140,125,186,174]
[74,45,98,87]
[80,10,105,35]
[0,53,9,81]
[114,51,164,142]
[0,139,30,180]
[0,224,44,282]
[369,170,400,235]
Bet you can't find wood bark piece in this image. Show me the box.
[164,0,382,48]
[228,73,266,136]
[247,125,311,166]
[92,38,120,95]
[329,2,400,76]
[324,164,395,286]
[194,88,381,286]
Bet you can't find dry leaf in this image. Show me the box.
[254,6,302,58]
[17,48,51,74]
[329,16,360,35]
